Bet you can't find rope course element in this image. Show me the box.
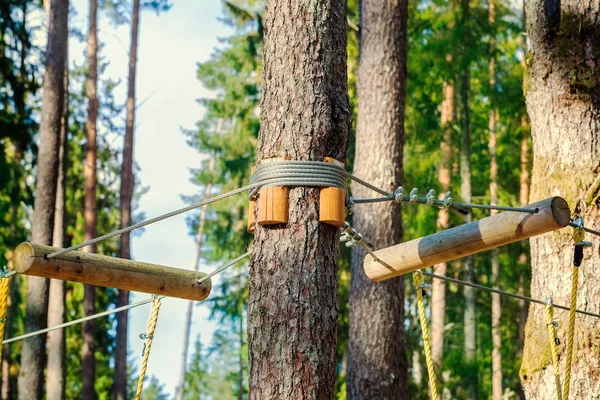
[0,275,11,361]
[135,296,163,400]
[564,219,590,400]
[569,221,600,238]
[340,223,392,268]
[545,298,563,400]
[412,271,438,400]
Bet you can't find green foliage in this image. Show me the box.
[140,375,170,400]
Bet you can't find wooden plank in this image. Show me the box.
[13,243,212,301]
[364,197,570,281]
[257,157,290,226]
[319,157,346,227]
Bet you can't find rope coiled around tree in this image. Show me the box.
[412,270,438,400]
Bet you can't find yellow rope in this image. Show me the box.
[545,299,563,400]
[564,226,585,399]
[413,271,438,400]
[0,277,10,361]
[134,296,163,400]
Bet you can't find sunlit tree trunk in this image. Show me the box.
[347,0,409,397]
[47,24,69,400]
[82,0,98,397]
[247,0,350,397]
[520,2,600,398]
[18,1,68,398]
[113,1,140,398]
[431,75,454,368]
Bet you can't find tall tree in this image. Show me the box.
[520,2,600,398]
[431,67,454,368]
[82,0,99,397]
[488,0,502,398]
[46,16,69,399]
[247,0,350,397]
[347,0,409,397]
[113,1,140,398]
[458,0,477,396]
[176,151,216,400]
[17,0,68,398]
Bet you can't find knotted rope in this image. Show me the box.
[413,271,438,400]
[135,296,163,400]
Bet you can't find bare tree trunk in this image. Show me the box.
[82,0,98,397]
[47,31,69,400]
[347,0,409,398]
[520,3,600,398]
[18,1,68,399]
[238,289,245,400]
[459,0,476,394]
[247,0,350,397]
[488,1,502,398]
[431,76,454,368]
[175,153,215,400]
[113,1,140,398]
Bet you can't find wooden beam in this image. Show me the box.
[364,197,570,281]
[13,243,212,301]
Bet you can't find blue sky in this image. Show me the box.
[67,0,234,395]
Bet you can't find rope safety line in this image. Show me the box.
[413,271,438,400]
[3,254,249,345]
[564,219,590,399]
[0,276,11,362]
[545,298,563,400]
[134,296,163,400]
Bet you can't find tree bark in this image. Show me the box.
[113,1,140,398]
[520,3,600,398]
[46,29,69,400]
[247,0,350,398]
[431,76,454,368]
[82,0,98,397]
[347,0,409,398]
[18,1,68,399]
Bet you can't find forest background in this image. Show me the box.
[1,0,536,398]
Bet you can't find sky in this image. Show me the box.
[67,0,234,395]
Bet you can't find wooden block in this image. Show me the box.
[248,166,257,234]
[319,157,346,227]
[13,243,212,301]
[364,196,571,281]
[257,158,289,226]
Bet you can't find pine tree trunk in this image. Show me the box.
[82,0,98,397]
[247,0,350,397]
[459,0,476,393]
[46,34,69,400]
[488,1,502,398]
[18,1,68,399]
[520,3,600,398]
[113,1,140,398]
[347,0,409,398]
[431,77,454,368]
[175,155,214,400]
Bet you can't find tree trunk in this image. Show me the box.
[520,3,600,398]
[82,0,98,397]
[17,1,67,398]
[347,0,409,398]
[431,76,454,368]
[247,0,350,397]
[46,31,69,400]
[113,1,139,398]
[175,155,215,400]
[488,1,502,398]
[459,0,476,395]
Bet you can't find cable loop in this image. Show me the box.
[409,188,419,204]
[442,191,453,208]
[426,189,436,206]
[394,186,404,203]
